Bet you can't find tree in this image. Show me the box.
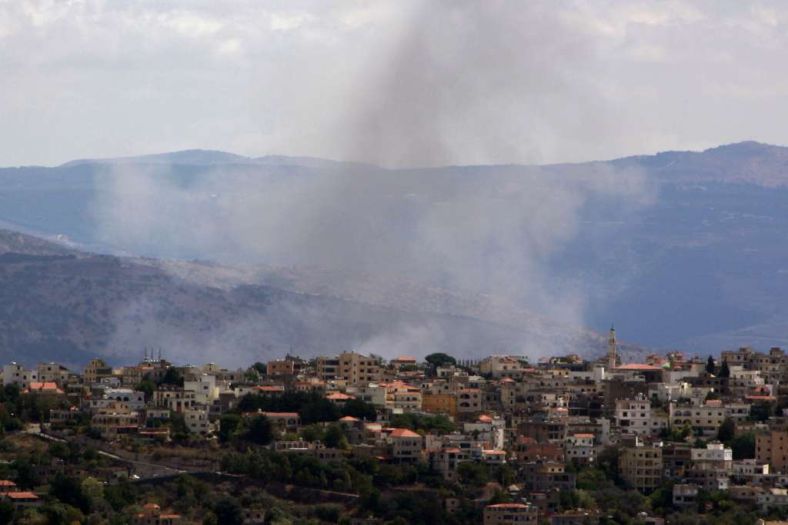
[81,476,104,510]
[323,424,348,449]
[342,399,377,421]
[246,415,273,445]
[719,360,730,378]
[213,497,243,525]
[135,379,156,402]
[301,424,325,443]
[0,502,13,524]
[218,414,242,443]
[159,367,184,387]
[457,462,489,487]
[717,418,735,443]
[731,432,755,459]
[49,473,91,513]
[706,355,716,374]
[750,401,774,422]
[424,353,456,369]
[252,362,267,376]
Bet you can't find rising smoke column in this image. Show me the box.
[93,1,653,364]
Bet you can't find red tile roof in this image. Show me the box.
[25,382,63,394]
[389,428,421,438]
[3,491,38,500]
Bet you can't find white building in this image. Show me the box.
[614,396,668,436]
[183,374,219,405]
[2,363,37,389]
[183,405,214,435]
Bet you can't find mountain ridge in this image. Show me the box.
[0,228,641,368]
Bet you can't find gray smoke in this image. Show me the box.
[93,1,653,365]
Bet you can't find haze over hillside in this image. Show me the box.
[0,228,645,367]
[1,141,788,361]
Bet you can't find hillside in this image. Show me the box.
[2,142,788,356]
[0,230,635,367]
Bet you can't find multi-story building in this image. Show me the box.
[316,352,381,386]
[183,405,214,435]
[757,428,788,473]
[388,428,423,463]
[83,358,114,385]
[267,358,303,377]
[614,396,668,436]
[422,393,458,416]
[619,439,663,492]
[669,400,750,436]
[565,433,595,465]
[1,363,37,389]
[35,363,69,386]
[183,374,219,405]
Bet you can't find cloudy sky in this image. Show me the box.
[2,0,788,167]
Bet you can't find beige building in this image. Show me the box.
[757,429,788,473]
[669,400,750,436]
[91,402,140,438]
[388,428,423,463]
[316,352,381,386]
[457,388,482,415]
[84,358,113,385]
[619,440,663,492]
[422,393,458,417]
[479,356,528,378]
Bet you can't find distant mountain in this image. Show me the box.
[612,141,788,186]
[0,229,635,368]
[61,149,368,170]
[61,149,254,167]
[2,141,788,357]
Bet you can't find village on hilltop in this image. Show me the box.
[0,329,787,524]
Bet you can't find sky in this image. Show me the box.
[2,0,788,167]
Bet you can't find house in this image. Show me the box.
[387,428,423,463]
[258,412,300,433]
[565,433,595,465]
[133,503,181,525]
[1,491,41,509]
[672,484,698,507]
[483,502,538,525]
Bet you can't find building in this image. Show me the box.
[672,484,698,507]
[183,405,214,435]
[565,433,595,465]
[757,428,788,473]
[614,396,668,436]
[91,402,140,438]
[316,352,381,386]
[607,326,619,370]
[84,358,113,385]
[479,356,528,378]
[422,393,458,417]
[1,363,37,389]
[133,503,181,525]
[388,428,423,463]
[483,502,538,525]
[669,400,749,436]
[619,439,663,492]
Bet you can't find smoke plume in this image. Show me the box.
[92,1,653,365]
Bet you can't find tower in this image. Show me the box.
[607,324,618,370]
